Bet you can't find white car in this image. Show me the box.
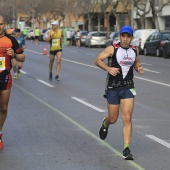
[85,31,107,48]
[131,29,157,53]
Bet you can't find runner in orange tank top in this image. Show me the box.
[0,15,25,149]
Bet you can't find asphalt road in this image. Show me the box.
[0,41,170,170]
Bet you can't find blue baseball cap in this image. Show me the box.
[120,25,133,35]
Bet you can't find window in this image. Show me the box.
[162,33,170,40]
[153,33,159,40]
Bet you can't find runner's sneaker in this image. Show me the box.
[17,70,21,77]
[55,75,60,81]
[123,147,134,160]
[99,118,109,140]
[49,73,52,80]
[14,75,17,79]
[0,134,4,149]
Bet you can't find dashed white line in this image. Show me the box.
[37,79,54,87]
[135,76,170,87]
[62,58,98,68]
[146,135,170,149]
[144,68,160,73]
[25,49,43,55]
[71,97,105,112]
[20,70,27,74]
[141,62,152,66]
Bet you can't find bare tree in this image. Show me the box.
[149,0,170,30]
[133,0,150,29]
[114,0,131,31]
[0,0,15,25]
[78,0,98,31]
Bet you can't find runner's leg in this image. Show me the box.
[0,89,11,131]
[105,103,119,125]
[120,98,134,145]
[49,54,55,74]
[56,51,62,76]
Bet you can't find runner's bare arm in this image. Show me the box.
[134,47,144,75]
[95,46,120,76]
[7,48,25,62]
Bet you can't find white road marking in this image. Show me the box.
[144,68,160,73]
[146,135,170,149]
[37,79,54,87]
[20,70,27,74]
[141,62,152,66]
[62,58,99,68]
[71,97,105,112]
[135,76,170,87]
[25,49,43,54]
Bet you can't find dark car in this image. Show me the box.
[106,32,120,47]
[162,37,170,58]
[144,31,170,57]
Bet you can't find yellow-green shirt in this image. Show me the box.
[50,29,62,51]
[35,29,40,36]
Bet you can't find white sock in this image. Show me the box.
[14,73,17,76]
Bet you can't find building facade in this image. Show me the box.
[133,0,170,30]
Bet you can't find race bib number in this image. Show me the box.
[52,38,60,47]
[0,57,5,71]
[130,88,137,96]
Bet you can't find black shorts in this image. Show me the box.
[0,73,12,90]
[50,50,62,55]
[67,38,71,41]
[35,36,39,40]
[31,36,34,40]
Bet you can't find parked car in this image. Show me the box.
[162,37,170,58]
[85,31,107,48]
[106,31,120,47]
[131,29,157,53]
[143,31,170,57]
[80,30,88,45]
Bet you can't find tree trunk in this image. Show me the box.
[88,13,92,31]
[106,13,110,38]
[98,14,101,32]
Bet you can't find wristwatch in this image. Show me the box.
[11,54,16,58]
